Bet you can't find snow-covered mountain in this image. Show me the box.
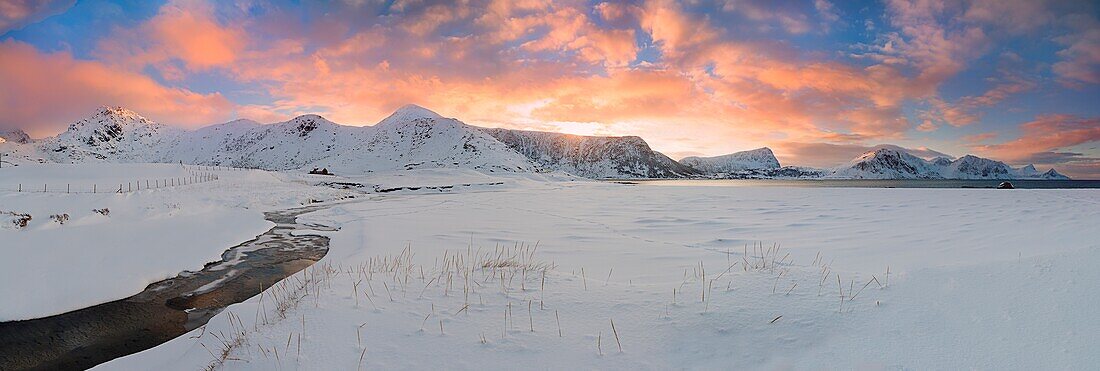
[1037,168,1070,180]
[9,106,1074,180]
[0,129,31,144]
[40,107,182,163]
[175,114,371,170]
[679,147,780,174]
[830,147,1071,180]
[160,118,263,166]
[29,105,539,175]
[315,105,537,174]
[483,128,697,178]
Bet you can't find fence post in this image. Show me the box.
[94,184,97,193]
[67,184,70,193]
[43,183,46,192]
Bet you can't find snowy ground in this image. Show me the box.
[0,163,353,321]
[92,179,1099,369]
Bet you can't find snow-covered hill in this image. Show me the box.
[0,136,48,167]
[40,107,182,163]
[679,147,780,174]
[178,114,371,170]
[483,128,697,178]
[315,105,537,174]
[0,129,31,144]
[830,147,1070,179]
[6,106,1073,180]
[159,119,262,166]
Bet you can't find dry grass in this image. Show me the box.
[193,239,891,369]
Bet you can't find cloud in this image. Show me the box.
[94,0,247,78]
[720,0,814,34]
[924,55,1037,127]
[962,132,997,143]
[0,40,234,134]
[814,0,839,25]
[0,0,73,34]
[973,114,1100,164]
[963,0,1055,34]
[3,0,1096,176]
[1016,151,1094,165]
[1052,14,1100,86]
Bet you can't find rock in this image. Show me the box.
[997,181,1014,189]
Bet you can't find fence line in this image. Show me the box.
[1,163,266,194]
[6,172,220,194]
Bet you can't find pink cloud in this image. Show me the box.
[4,0,1095,175]
[1053,14,1100,86]
[0,0,73,34]
[973,114,1100,166]
[0,40,234,135]
[962,132,997,143]
[94,0,246,78]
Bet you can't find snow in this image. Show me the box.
[680,147,781,173]
[41,106,183,163]
[3,106,702,179]
[484,128,696,178]
[1,105,1092,367]
[95,179,1100,369]
[0,129,31,144]
[0,163,354,321]
[831,147,1070,180]
[320,113,536,175]
[1,106,1074,179]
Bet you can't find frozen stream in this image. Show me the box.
[0,205,334,370]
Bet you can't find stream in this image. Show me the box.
[0,204,334,370]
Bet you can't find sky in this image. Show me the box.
[1,0,1098,177]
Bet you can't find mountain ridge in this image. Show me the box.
[2,106,1074,180]
[680,147,781,174]
[830,147,1070,180]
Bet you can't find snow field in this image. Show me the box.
[98,182,1100,369]
[0,163,356,320]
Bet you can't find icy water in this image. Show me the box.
[627,179,1100,189]
[0,205,334,371]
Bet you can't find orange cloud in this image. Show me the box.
[973,115,1100,163]
[0,40,234,134]
[5,0,1094,176]
[95,0,246,77]
[518,6,638,67]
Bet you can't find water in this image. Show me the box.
[0,205,334,371]
[623,179,1100,189]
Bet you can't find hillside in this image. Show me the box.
[483,128,697,178]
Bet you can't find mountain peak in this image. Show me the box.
[379,104,444,126]
[291,114,328,122]
[67,106,157,134]
[1041,168,1070,180]
[855,147,905,161]
[93,106,143,120]
[679,147,781,173]
[225,118,262,126]
[0,129,31,144]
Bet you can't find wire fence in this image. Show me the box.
[1,164,260,194]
